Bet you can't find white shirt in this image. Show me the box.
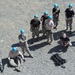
[45,19,54,30]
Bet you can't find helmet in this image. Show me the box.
[44,11,48,15]
[20,30,25,34]
[12,47,17,52]
[54,4,58,8]
[48,15,53,19]
[69,4,73,7]
[34,14,38,18]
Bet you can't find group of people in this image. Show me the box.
[0,3,74,72]
[7,30,33,71]
[30,3,74,44]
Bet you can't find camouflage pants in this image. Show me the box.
[42,25,46,35]
[46,30,53,43]
[66,18,73,31]
[32,29,39,38]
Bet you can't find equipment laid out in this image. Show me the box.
[51,54,66,68]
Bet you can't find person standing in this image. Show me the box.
[18,30,33,58]
[40,11,48,36]
[65,4,74,32]
[30,14,40,39]
[52,4,60,29]
[45,15,54,44]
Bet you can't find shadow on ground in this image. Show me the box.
[53,30,75,40]
[48,45,68,53]
[29,42,48,51]
[28,35,46,44]
[11,43,20,47]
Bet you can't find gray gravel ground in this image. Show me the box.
[0,0,75,75]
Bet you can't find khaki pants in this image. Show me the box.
[46,30,53,43]
[19,42,31,56]
[32,28,39,38]
[42,25,47,35]
[66,18,73,31]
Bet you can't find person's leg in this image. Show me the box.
[46,31,49,43]
[25,43,33,57]
[56,17,58,28]
[36,29,39,38]
[69,18,73,32]
[32,29,35,39]
[66,18,68,30]
[49,31,53,43]
[21,46,25,55]
[43,25,46,36]
[42,25,44,33]
[53,16,56,28]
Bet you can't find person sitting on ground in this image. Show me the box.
[60,32,72,47]
[8,47,25,67]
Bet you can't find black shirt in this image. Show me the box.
[30,19,40,28]
[41,15,48,25]
[60,36,70,43]
[52,8,60,16]
[65,8,74,18]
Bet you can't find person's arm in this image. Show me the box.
[30,20,33,29]
[64,38,70,46]
[40,16,43,21]
[8,52,11,61]
[72,10,75,17]
[38,21,41,29]
[65,9,67,19]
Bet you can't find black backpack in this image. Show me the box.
[51,54,66,67]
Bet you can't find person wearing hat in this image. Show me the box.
[52,4,60,29]
[8,47,25,67]
[45,15,54,44]
[40,11,48,36]
[65,4,74,32]
[18,30,33,58]
[30,14,40,40]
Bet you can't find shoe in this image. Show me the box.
[69,42,72,46]
[54,27,57,29]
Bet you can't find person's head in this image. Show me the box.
[69,4,73,9]
[48,15,53,21]
[44,11,48,17]
[34,14,38,20]
[12,47,17,52]
[54,4,58,9]
[20,30,25,34]
[62,33,67,38]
